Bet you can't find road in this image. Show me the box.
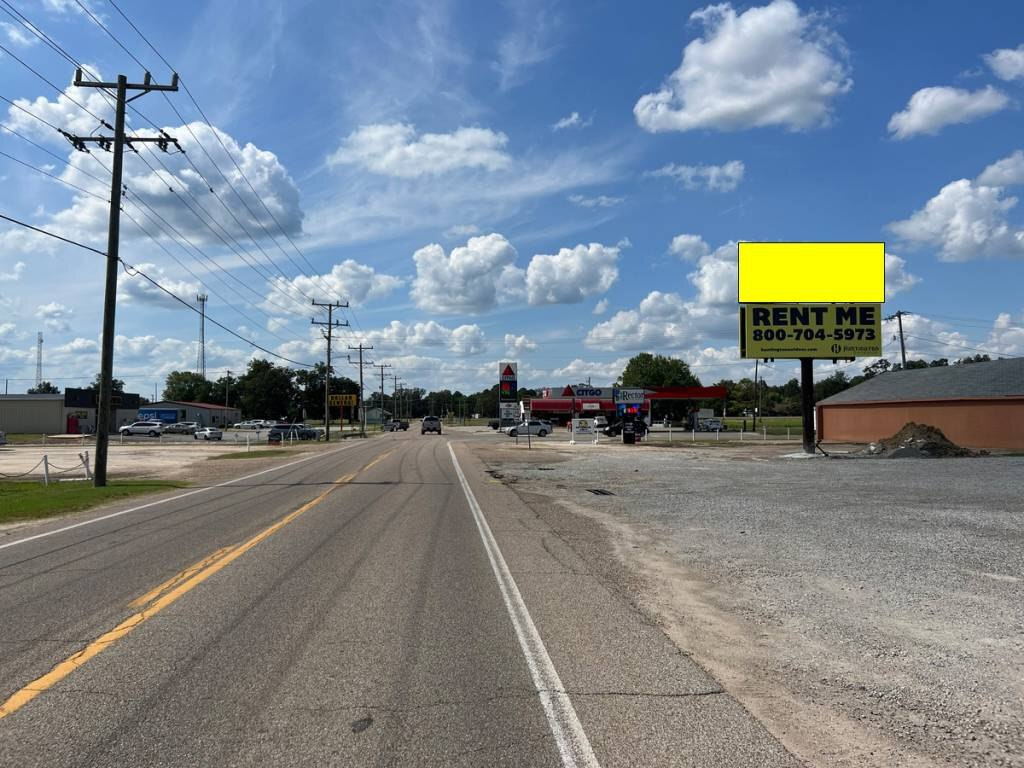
[0,431,797,767]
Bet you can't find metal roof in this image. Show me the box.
[818,357,1024,405]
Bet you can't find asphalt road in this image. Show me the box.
[0,431,798,767]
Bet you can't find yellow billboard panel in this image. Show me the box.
[740,304,882,359]
[738,242,885,303]
[328,394,358,406]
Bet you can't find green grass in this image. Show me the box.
[208,449,291,460]
[722,416,803,435]
[0,480,188,524]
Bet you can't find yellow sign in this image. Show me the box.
[328,394,357,407]
[738,242,885,303]
[740,304,882,359]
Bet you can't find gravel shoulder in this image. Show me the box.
[466,433,1024,768]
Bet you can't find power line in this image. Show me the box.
[0,147,109,201]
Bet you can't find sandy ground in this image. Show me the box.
[466,431,1023,768]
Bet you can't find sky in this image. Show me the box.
[1,0,1023,397]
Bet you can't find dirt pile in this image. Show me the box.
[864,422,975,458]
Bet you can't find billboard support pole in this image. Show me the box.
[800,357,815,454]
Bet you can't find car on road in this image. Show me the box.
[164,421,200,434]
[505,419,552,437]
[193,426,223,441]
[234,420,263,430]
[602,420,648,438]
[119,421,164,437]
[385,419,409,432]
[421,416,442,435]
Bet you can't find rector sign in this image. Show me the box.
[740,304,882,359]
[499,362,518,401]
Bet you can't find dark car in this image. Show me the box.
[385,419,409,432]
[488,419,500,430]
[421,416,442,435]
[268,423,317,441]
[602,420,649,438]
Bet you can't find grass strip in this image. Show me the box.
[0,480,187,524]
[208,449,291,460]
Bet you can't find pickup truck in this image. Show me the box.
[385,419,409,432]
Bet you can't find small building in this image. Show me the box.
[139,401,241,427]
[816,358,1024,450]
[0,392,140,434]
[361,406,391,425]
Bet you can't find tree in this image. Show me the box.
[236,359,297,419]
[619,353,701,388]
[162,371,214,403]
[957,354,990,365]
[89,373,124,392]
[27,381,60,394]
[861,359,891,379]
[814,371,851,401]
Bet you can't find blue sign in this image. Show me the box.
[138,408,179,423]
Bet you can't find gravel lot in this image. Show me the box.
[470,435,1024,768]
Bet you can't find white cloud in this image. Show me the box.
[593,298,609,315]
[634,0,851,133]
[584,241,737,351]
[117,263,202,310]
[889,178,1024,261]
[887,86,1008,139]
[669,233,711,261]
[649,161,745,192]
[568,193,624,208]
[0,261,25,281]
[55,337,98,354]
[35,301,73,332]
[355,319,488,357]
[2,22,38,47]
[494,2,560,91]
[987,313,1024,356]
[526,243,620,305]
[549,357,630,385]
[410,233,523,314]
[984,44,1024,81]
[265,259,403,314]
[884,252,920,299]
[327,123,510,178]
[977,150,1024,187]
[0,322,15,339]
[552,111,592,131]
[504,333,537,356]
[444,224,479,239]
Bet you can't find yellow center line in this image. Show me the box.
[0,446,398,720]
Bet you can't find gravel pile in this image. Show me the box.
[863,421,977,458]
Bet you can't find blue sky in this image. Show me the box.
[1,0,1022,396]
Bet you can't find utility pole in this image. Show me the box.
[752,358,758,431]
[387,373,400,421]
[348,344,374,436]
[67,69,179,487]
[36,332,43,388]
[224,370,231,408]
[885,310,911,368]
[311,299,349,442]
[196,293,208,378]
[374,363,392,424]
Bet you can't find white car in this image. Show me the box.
[234,420,262,430]
[194,426,223,440]
[504,419,552,437]
[119,421,164,437]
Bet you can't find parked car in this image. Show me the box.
[267,423,317,440]
[602,420,648,438]
[699,418,725,432]
[386,419,409,432]
[119,421,164,437]
[234,420,263,430]
[165,421,199,434]
[421,416,442,435]
[505,419,553,437]
[194,426,223,441]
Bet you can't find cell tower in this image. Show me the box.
[36,332,43,387]
[196,294,208,378]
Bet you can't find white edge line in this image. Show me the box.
[0,441,366,551]
[448,441,600,768]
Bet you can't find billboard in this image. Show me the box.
[738,242,885,303]
[740,304,882,359]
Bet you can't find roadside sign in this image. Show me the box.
[499,402,518,423]
[614,388,648,404]
[572,419,595,435]
[740,303,882,359]
[738,242,884,303]
[499,362,518,401]
[581,402,600,411]
[329,394,357,406]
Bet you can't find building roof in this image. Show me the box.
[147,400,239,410]
[819,358,1024,405]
